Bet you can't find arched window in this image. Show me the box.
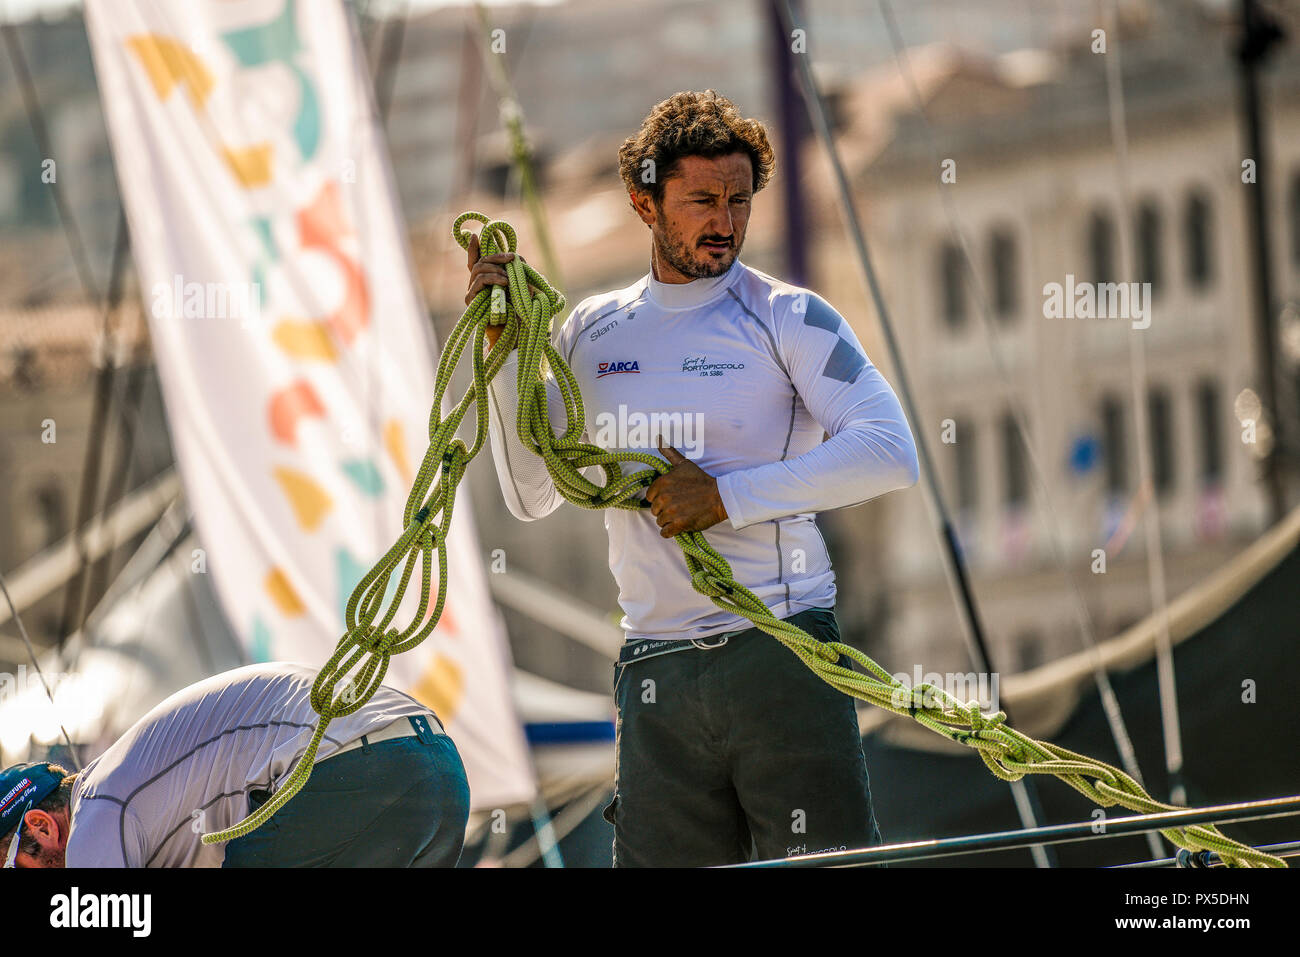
[1088,208,1115,284]
[1100,394,1126,495]
[1136,199,1163,296]
[1001,411,1027,508]
[953,417,978,513]
[938,240,966,328]
[1195,378,1223,485]
[1147,386,1175,496]
[34,480,67,547]
[989,227,1018,319]
[1184,190,1214,290]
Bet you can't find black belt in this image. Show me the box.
[616,607,839,667]
[616,629,745,667]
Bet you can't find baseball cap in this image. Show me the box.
[1,763,66,868]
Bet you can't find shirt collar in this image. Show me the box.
[646,257,744,310]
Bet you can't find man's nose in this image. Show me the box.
[708,206,734,237]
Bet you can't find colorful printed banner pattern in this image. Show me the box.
[86,0,535,808]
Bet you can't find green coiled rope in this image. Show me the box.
[203,212,1285,867]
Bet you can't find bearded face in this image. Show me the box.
[639,152,753,282]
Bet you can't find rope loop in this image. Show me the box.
[354,625,397,655]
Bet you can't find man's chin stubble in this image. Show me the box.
[696,251,734,278]
[663,244,735,279]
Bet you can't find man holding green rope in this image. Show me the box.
[469,90,920,867]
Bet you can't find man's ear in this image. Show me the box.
[629,189,657,228]
[24,809,63,850]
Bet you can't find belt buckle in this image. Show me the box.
[690,634,730,651]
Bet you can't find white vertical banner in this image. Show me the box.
[85,0,535,808]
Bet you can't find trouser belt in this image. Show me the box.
[617,628,748,667]
[331,714,443,758]
[616,608,840,668]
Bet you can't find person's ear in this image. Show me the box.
[630,189,657,228]
[24,809,61,850]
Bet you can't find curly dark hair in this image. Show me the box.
[618,90,775,205]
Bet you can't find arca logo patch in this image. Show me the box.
[597,360,640,378]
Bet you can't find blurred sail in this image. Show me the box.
[83,0,534,808]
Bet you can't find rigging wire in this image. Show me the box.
[0,18,133,773]
[358,0,414,569]
[875,0,1171,860]
[57,211,130,646]
[1,22,134,650]
[372,0,410,123]
[472,0,563,287]
[1097,0,1185,806]
[0,20,102,300]
[774,0,1053,868]
[0,571,82,772]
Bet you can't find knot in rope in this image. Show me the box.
[355,625,397,655]
[968,708,1006,735]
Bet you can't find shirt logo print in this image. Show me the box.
[681,356,745,376]
[597,360,641,377]
[589,318,619,342]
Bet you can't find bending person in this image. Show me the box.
[1,662,469,867]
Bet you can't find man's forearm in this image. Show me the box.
[715,421,919,530]
[485,350,566,521]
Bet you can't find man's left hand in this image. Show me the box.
[644,438,728,538]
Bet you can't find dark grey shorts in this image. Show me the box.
[603,606,885,867]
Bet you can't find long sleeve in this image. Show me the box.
[485,350,572,521]
[715,292,919,530]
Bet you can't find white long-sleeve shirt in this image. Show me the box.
[486,257,918,643]
[65,663,440,867]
